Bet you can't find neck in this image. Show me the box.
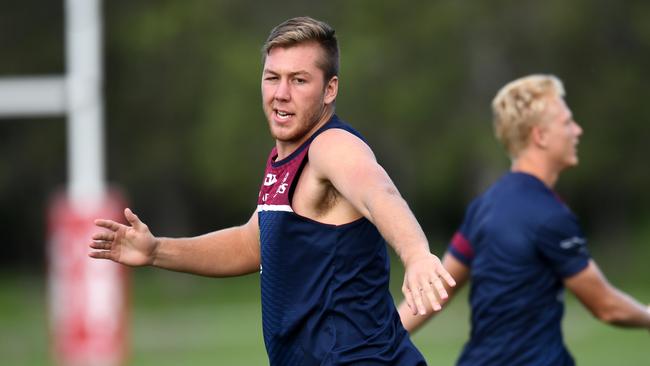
[511,152,561,188]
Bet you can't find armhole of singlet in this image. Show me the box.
[287,120,364,206]
[287,123,339,206]
[288,152,308,206]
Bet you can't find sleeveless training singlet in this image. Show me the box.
[256,115,426,365]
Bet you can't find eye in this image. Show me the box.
[293,78,306,84]
[264,76,279,82]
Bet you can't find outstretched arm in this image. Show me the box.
[309,129,456,316]
[398,253,469,333]
[89,208,260,277]
[565,259,650,329]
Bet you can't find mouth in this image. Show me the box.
[274,109,294,122]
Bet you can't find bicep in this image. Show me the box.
[241,210,261,260]
[309,129,396,216]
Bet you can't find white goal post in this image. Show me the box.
[0,0,105,210]
[1,2,128,365]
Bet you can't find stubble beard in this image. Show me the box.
[267,96,329,144]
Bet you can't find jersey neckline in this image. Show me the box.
[271,114,340,168]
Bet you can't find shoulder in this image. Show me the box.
[500,173,568,216]
[539,206,582,237]
[309,127,374,162]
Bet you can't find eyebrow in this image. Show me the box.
[263,69,312,78]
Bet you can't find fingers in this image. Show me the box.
[94,219,121,231]
[423,286,442,312]
[404,280,441,316]
[431,276,448,301]
[414,280,442,314]
[92,231,115,242]
[88,250,114,260]
[124,208,144,230]
[402,284,418,316]
[95,208,143,232]
[89,241,112,250]
[413,288,429,315]
[439,269,457,288]
[403,265,454,316]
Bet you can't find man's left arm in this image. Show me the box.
[538,211,650,330]
[565,260,650,329]
[309,129,455,315]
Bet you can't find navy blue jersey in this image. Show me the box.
[448,172,590,366]
[257,115,426,366]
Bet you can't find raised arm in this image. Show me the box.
[309,129,456,316]
[565,259,650,329]
[398,253,469,333]
[89,208,260,277]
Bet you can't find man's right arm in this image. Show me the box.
[89,208,260,277]
[565,259,650,329]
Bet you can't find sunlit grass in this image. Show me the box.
[1,257,648,366]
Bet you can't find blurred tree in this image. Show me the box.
[0,0,64,269]
[1,0,649,271]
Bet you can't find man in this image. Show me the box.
[399,74,650,365]
[90,17,454,365]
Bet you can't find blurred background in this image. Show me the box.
[1,0,648,365]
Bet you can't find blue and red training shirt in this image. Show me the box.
[448,172,591,366]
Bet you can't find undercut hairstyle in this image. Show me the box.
[262,16,339,82]
[492,74,565,158]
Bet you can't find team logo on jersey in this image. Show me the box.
[274,172,290,196]
[559,236,587,250]
[263,173,278,186]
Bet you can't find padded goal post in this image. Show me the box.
[1,1,129,365]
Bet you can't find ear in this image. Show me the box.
[324,76,338,105]
[530,124,548,149]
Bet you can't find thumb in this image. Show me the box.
[124,208,144,230]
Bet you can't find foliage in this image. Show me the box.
[1,0,649,269]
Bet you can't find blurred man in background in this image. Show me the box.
[89,16,454,365]
[399,74,650,365]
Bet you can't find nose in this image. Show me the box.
[574,120,583,136]
[274,78,290,102]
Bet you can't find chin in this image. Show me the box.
[566,158,579,168]
[270,127,300,142]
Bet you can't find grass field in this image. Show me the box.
[1,261,648,366]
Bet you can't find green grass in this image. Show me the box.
[1,264,648,366]
[406,287,650,365]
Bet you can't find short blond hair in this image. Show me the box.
[491,74,565,158]
[262,17,339,81]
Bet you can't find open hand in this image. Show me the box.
[89,208,158,267]
[402,252,456,315]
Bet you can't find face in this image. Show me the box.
[261,42,338,149]
[536,96,583,170]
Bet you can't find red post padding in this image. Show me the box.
[47,189,129,366]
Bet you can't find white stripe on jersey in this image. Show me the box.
[257,204,293,212]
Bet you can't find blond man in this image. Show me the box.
[399,74,650,365]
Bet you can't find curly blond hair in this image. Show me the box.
[492,74,565,158]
